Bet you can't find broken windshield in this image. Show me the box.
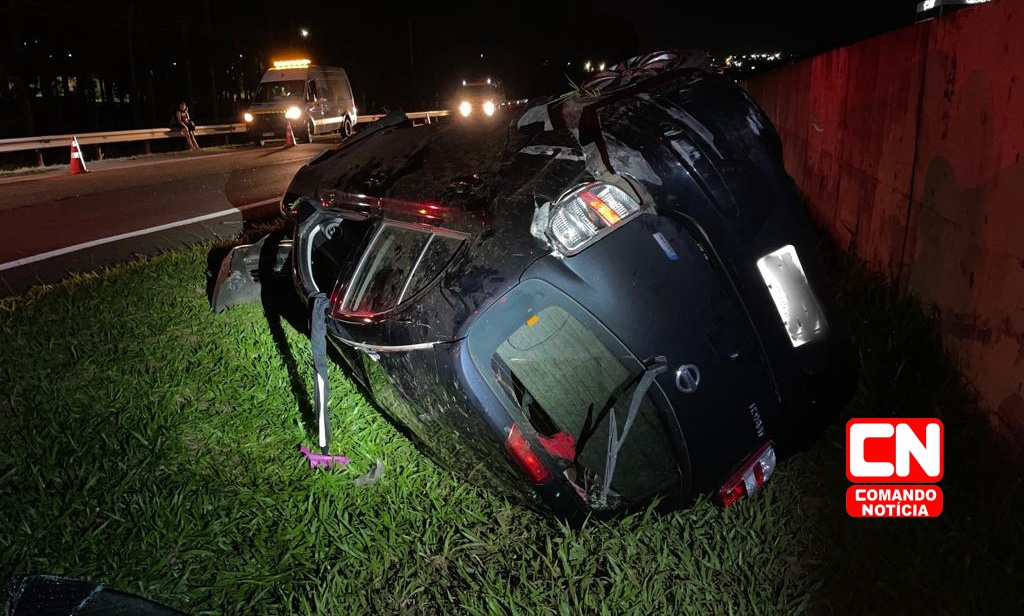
[468,279,680,507]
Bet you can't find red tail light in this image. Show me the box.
[505,424,553,484]
[715,442,777,507]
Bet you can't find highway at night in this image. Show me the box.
[0,141,335,295]
[1,1,1020,613]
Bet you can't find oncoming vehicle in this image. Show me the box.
[456,78,505,118]
[243,59,357,146]
[214,50,856,522]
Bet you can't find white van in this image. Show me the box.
[243,60,357,145]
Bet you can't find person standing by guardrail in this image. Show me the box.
[176,101,200,151]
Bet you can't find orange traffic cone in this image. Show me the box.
[284,121,296,148]
[69,136,89,174]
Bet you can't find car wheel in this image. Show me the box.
[341,118,352,139]
[304,120,315,144]
[253,137,265,147]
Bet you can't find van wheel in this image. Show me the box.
[303,120,315,143]
[340,118,353,139]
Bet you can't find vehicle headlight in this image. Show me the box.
[285,106,302,120]
[459,101,472,117]
[546,182,641,255]
[243,112,254,123]
[482,100,495,116]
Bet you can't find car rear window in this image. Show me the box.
[337,222,463,315]
[469,280,680,506]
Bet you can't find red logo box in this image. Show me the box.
[846,418,944,483]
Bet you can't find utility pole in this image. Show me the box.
[7,0,35,135]
[141,18,157,126]
[204,0,219,122]
[181,20,194,107]
[408,17,415,73]
[127,1,140,128]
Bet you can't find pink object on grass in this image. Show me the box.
[299,444,350,469]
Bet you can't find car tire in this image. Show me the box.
[303,120,315,144]
[341,118,352,139]
[253,137,265,147]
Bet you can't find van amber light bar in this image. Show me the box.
[273,59,311,70]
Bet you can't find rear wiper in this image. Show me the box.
[575,356,667,461]
[574,356,668,505]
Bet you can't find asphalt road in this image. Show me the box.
[0,140,337,297]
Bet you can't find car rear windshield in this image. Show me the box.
[337,222,463,315]
[469,280,680,506]
[253,80,305,102]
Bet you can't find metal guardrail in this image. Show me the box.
[0,124,247,154]
[0,110,452,157]
[356,110,451,124]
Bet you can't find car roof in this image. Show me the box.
[286,108,588,339]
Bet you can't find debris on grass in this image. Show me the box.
[299,444,350,470]
[354,460,385,487]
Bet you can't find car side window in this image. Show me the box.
[337,222,463,316]
[307,80,319,102]
[339,78,353,101]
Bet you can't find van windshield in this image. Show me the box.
[461,84,498,100]
[253,80,305,103]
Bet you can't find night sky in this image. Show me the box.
[1,1,918,131]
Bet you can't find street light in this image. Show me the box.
[300,28,309,38]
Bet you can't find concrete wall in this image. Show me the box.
[745,0,1024,453]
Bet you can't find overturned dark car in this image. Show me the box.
[213,51,856,522]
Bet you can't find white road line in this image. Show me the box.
[0,197,281,272]
[89,150,242,172]
[93,148,321,173]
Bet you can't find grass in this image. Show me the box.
[0,239,1021,615]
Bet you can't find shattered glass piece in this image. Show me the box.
[354,460,385,486]
[517,145,585,161]
[529,200,552,246]
[517,103,553,132]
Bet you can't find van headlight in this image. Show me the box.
[483,101,495,116]
[459,101,472,117]
[243,112,254,123]
[285,106,302,120]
